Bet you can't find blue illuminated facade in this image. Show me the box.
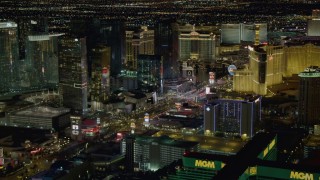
[204,95,261,137]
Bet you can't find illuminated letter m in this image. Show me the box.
[290,171,313,180]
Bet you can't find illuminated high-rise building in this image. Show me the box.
[25,34,59,89]
[307,20,320,36]
[284,43,320,76]
[298,67,320,128]
[0,22,19,94]
[242,24,267,45]
[155,19,176,79]
[119,69,138,91]
[308,9,320,36]
[233,45,285,95]
[58,37,88,113]
[125,26,154,69]
[178,25,216,64]
[17,18,48,60]
[221,23,267,45]
[90,45,111,103]
[221,24,241,44]
[204,94,261,138]
[99,20,125,77]
[250,46,268,94]
[137,55,161,91]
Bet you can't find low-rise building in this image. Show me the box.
[9,106,70,131]
[122,135,198,172]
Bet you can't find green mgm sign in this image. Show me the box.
[182,157,225,171]
[241,166,320,180]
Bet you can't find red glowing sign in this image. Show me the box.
[102,67,109,78]
[30,148,42,155]
[102,67,108,74]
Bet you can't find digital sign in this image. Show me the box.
[290,171,314,180]
[102,67,109,78]
[206,87,211,94]
[195,160,215,169]
[71,115,82,136]
[256,166,320,180]
[144,113,150,122]
[227,65,237,76]
[209,72,215,84]
[182,157,225,170]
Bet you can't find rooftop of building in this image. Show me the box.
[31,159,87,179]
[154,115,202,129]
[255,158,320,174]
[183,151,233,162]
[153,131,247,154]
[31,169,67,179]
[252,44,267,53]
[0,21,17,28]
[133,135,199,149]
[214,132,276,179]
[212,92,261,102]
[121,90,147,99]
[13,106,70,118]
[285,37,320,46]
[90,142,120,157]
[304,134,320,147]
[298,66,320,77]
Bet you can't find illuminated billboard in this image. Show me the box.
[71,115,81,136]
[182,157,225,170]
[144,113,150,122]
[227,65,237,76]
[102,67,109,78]
[206,87,211,94]
[255,166,320,180]
[209,72,215,84]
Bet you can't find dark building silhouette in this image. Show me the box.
[155,19,176,79]
[125,135,135,173]
[58,37,88,113]
[99,20,125,77]
[137,55,161,92]
[298,67,320,129]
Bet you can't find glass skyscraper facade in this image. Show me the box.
[221,23,267,45]
[99,20,125,77]
[26,34,59,89]
[0,22,19,93]
[137,55,161,91]
[58,37,88,112]
[90,45,111,102]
